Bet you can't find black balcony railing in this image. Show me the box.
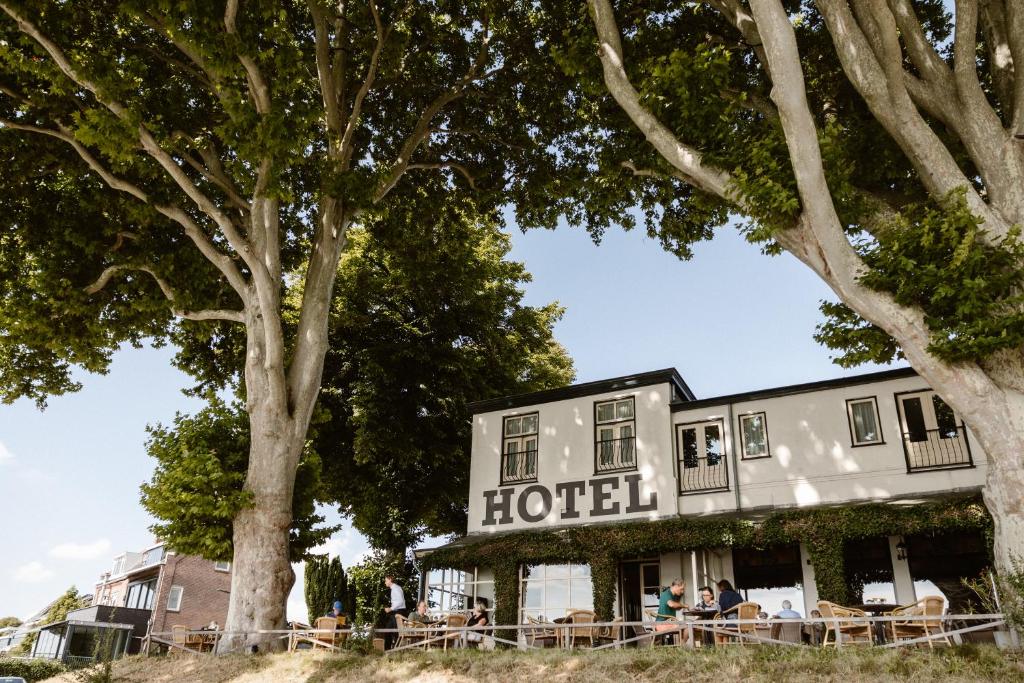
[595,436,636,473]
[679,454,730,494]
[501,448,538,485]
[903,426,973,472]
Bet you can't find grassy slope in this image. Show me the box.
[40,646,1024,683]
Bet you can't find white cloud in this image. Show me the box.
[13,561,55,583]
[0,440,14,465]
[49,538,111,561]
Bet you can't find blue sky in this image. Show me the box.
[0,218,897,622]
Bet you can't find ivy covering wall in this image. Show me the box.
[420,496,991,626]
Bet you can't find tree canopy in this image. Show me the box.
[140,190,573,559]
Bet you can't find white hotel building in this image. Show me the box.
[417,367,991,622]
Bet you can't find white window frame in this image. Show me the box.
[738,412,770,459]
[111,556,125,576]
[519,563,594,624]
[213,561,231,572]
[594,397,636,472]
[846,396,884,446]
[166,585,184,612]
[424,567,496,616]
[501,413,539,485]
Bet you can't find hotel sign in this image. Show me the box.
[480,473,658,526]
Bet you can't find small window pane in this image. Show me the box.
[505,418,521,436]
[742,414,767,457]
[851,400,880,444]
[616,400,634,420]
[933,396,957,438]
[596,403,615,423]
[598,427,614,442]
[902,398,927,442]
[705,424,722,465]
[521,415,538,434]
[682,428,698,468]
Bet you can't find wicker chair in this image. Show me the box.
[596,616,625,649]
[526,616,558,648]
[644,608,685,647]
[170,625,194,653]
[885,596,950,647]
[441,613,468,651]
[311,616,339,650]
[817,601,872,646]
[770,620,804,644]
[567,610,597,648]
[714,602,759,645]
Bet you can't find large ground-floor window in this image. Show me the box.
[520,563,593,623]
[424,566,496,615]
[733,544,805,616]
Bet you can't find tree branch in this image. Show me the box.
[84,264,245,323]
[0,117,249,296]
[339,0,391,169]
[407,161,478,190]
[587,0,735,201]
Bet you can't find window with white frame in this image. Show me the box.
[111,556,125,576]
[738,412,769,459]
[846,397,883,446]
[520,563,593,623]
[425,567,496,615]
[166,585,184,612]
[501,413,539,485]
[141,545,165,566]
[213,561,231,572]
[595,397,636,472]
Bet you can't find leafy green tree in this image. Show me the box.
[140,396,335,562]
[530,0,1024,576]
[303,555,353,623]
[0,0,572,649]
[346,551,414,627]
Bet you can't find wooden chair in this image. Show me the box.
[312,616,339,650]
[714,602,759,645]
[596,616,625,649]
[644,608,684,647]
[170,625,195,653]
[394,613,423,650]
[288,621,310,652]
[441,613,468,651]
[567,610,597,648]
[817,601,872,646]
[526,616,558,648]
[885,596,950,647]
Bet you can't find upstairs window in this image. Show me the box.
[676,420,729,494]
[847,397,883,446]
[502,413,539,485]
[166,586,184,612]
[111,556,125,576]
[739,412,770,459]
[213,561,231,572]
[595,397,636,473]
[141,545,165,566]
[124,579,157,610]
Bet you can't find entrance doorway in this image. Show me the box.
[619,560,661,623]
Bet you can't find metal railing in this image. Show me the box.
[595,437,636,473]
[903,426,973,472]
[501,449,538,485]
[679,454,729,494]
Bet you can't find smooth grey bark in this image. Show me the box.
[588,0,1024,580]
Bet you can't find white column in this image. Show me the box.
[889,536,916,605]
[799,543,819,616]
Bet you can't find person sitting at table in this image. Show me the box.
[774,600,801,619]
[654,578,689,644]
[464,601,490,646]
[409,600,433,625]
[804,609,825,645]
[696,586,719,646]
[716,580,743,618]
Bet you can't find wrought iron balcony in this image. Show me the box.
[595,436,637,473]
[903,425,973,472]
[679,453,730,494]
[501,448,538,485]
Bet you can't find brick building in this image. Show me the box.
[92,541,232,647]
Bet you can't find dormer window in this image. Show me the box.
[595,397,636,473]
[501,413,539,485]
[111,556,125,576]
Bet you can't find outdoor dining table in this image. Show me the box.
[681,609,719,647]
[852,603,902,644]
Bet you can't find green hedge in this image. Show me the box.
[422,496,991,626]
[0,657,66,681]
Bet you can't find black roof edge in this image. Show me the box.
[468,368,694,415]
[670,366,918,412]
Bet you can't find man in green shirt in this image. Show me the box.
[654,578,689,644]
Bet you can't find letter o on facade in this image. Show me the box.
[517,484,553,523]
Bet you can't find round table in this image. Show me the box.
[852,603,901,643]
